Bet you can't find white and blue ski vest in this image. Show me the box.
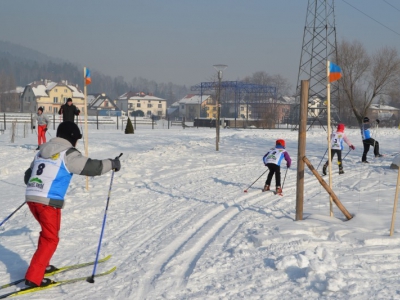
[330,131,345,150]
[26,149,73,208]
[263,148,287,166]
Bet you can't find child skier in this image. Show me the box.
[262,139,291,195]
[32,107,50,150]
[361,117,382,163]
[322,123,355,175]
[23,121,121,287]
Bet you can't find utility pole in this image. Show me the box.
[213,64,227,151]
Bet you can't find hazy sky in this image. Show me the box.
[0,0,399,93]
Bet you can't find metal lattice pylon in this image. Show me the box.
[293,0,340,129]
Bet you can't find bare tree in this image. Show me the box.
[242,71,291,97]
[337,39,400,125]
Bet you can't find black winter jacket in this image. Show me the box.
[58,104,80,122]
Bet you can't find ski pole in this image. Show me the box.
[0,202,25,227]
[87,153,123,283]
[342,148,352,160]
[282,167,289,190]
[243,169,269,193]
[316,148,328,170]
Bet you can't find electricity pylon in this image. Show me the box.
[294,0,340,129]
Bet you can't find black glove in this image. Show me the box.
[44,127,48,132]
[32,126,36,129]
[110,158,121,172]
[376,119,380,124]
[77,110,81,115]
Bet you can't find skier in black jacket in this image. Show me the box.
[58,98,80,123]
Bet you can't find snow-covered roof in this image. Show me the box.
[118,92,166,101]
[27,80,84,98]
[178,94,211,105]
[370,104,399,111]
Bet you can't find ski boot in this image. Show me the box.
[262,185,270,192]
[45,265,59,274]
[322,163,327,176]
[275,186,283,196]
[339,168,344,175]
[25,278,55,287]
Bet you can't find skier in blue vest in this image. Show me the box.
[23,121,121,287]
[361,117,382,163]
[262,139,291,195]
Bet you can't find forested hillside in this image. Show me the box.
[0,40,189,105]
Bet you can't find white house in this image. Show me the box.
[178,94,212,121]
[116,92,167,118]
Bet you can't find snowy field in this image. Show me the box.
[1,123,400,299]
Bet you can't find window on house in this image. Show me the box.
[158,104,162,108]
[53,97,58,103]
[147,111,151,116]
[55,89,58,92]
[147,104,152,108]
[158,111,162,116]
[241,107,244,111]
[181,105,184,109]
[64,97,67,103]
[54,107,58,113]
[64,89,67,93]
[137,103,141,108]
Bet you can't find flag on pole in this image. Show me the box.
[329,62,342,83]
[85,68,92,85]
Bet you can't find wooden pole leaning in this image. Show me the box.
[389,164,400,236]
[303,156,352,220]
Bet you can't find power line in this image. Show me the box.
[341,0,400,37]
[383,0,400,13]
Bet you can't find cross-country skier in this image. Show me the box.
[23,121,121,287]
[361,117,382,163]
[322,123,355,175]
[32,107,50,150]
[262,139,291,195]
[58,98,80,123]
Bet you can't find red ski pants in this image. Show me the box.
[25,202,61,286]
[37,125,47,145]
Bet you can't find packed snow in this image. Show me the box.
[1,121,400,299]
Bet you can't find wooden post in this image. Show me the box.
[389,163,400,235]
[296,80,309,221]
[326,61,334,216]
[83,67,89,191]
[303,156,352,220]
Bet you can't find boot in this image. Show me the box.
[322,163,327,175]
[25,278,55,287]
[45,265,59,274]
[276,186,283,195]
[339,168,344,175]
[262,185,270,192]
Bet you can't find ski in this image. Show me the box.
[0,255,111,290]
[0,266,116,299]
[261,189,283,196]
